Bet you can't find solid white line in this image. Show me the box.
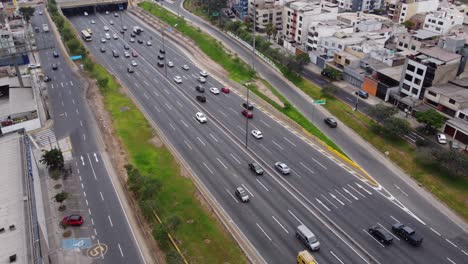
[99,192,104,201]
[219,110,228,117]
[169,123,175,130]
[321,194,338,209]
[153,78,159,84]
[83,134,86,141]
[217,158,228,169]
[60,82,64,87]
[87,154,98,180]
[70,81,74,86]
[91,218,95,226]
[362,229,385,248]
[83,192,87,197]
[143,80,149,86]
[329,192,345,206]
[225,188,238,203]
[85,199,89,206]
[316,198,330,211]
[229,107,237,114]
[430,227,441,236]
[377,223,399,240]
[241,184,254,197]
[330,250,345,264]
[209,133,218,142]
[272,216,289,234]
[446,239,458,248]
[259,144,272,153]
[348,184,365,198]
[180,119,189,128]
[76,108,79,114]
[288,210,303,225]
[312,158,327,169]
[203,162,214,174]
[256,179,269,192]
[184,140,192,150]
[271,140,284,150]
[230,154,241,164]
[461,250,468,256]
[390,215,400,223]
[256,223,272,241]
[355,183,372,195]
[94,229,98,236]
[446,257,456,264]
[299,162,315,174]
[72,99,76,105]
[260,120,271,128]
[336,189,352,203]
[108,215,113,227]
[197,137,206,146]
[283,137,296,147]
[61,100,64,106]
[118,243,124,257]
[88,208,92,216]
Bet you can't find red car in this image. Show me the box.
[62,215,84,226]
[242,110,253,118]
[221,87,230,93]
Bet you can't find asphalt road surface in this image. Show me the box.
[66,8,468,264]
[31,7,146,264]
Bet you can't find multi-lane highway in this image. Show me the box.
[31,6,146,263]
[67,8,468,264]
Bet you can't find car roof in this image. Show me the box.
[69,215,81,220]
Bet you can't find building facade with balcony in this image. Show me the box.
[231,0,250,19]
[387,0,439,24]
[248,0,292,31]
[334,0,383,12]
[423,9,464,35]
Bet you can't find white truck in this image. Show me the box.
[133,26,142,35]
[42,24,49,32]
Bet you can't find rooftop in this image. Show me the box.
[378,65,405,81]
[0,88,36,119]
[0,132,28,263]
[419,47,461,63]
[413,29,440,40]
[427,82,468,103]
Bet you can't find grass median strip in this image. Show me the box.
[47,0,247,262]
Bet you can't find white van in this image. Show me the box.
[296,225,320,251]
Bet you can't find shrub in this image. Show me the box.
[152,224,170,250]
[166,250,184,264]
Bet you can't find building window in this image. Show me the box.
[405,74,413,81]
[411,88,419,95]
[407,64,415,72]
[417,68,424,75]
[263,19,268,23]
[438,21,443,25]
[338,44,343,49]
[404,43,408,48]
[402,83,410,91]
[449,98,456,104]
[298,30,301,35]
[436,27,441,31]
[399,41,404,46]
[298,36,301,41]
[277,12,282,16]
[332,42,335,47]
[299,16,303,21]
[414,78,421,85]
[299,23,302,28]
[325,41,329,46]
[424,24,429,28]
[345,59,351,65]
[411,45,416,50]
[428,90,437,96]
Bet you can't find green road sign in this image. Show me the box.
[314,99,326,105]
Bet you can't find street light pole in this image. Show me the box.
[353,91,359,111]
[162,29,167,77]
[245,1,257,149]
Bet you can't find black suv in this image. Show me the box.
[137,39,143,44]
[368,226,393,244]
[249,162,264,175]
[157,61,164,67]
[158,54,164,60]
[324,117,337,128]
[196,95,206,103]
[242,102,254,110]
[196,85,205,93]
[159,49,166,54]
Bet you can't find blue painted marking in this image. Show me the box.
[62,238,92,249]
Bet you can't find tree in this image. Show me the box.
[40,148,64,170]
[265,22,275,40]
[19,7,35,23]
[54,191,69,204]
[226,21,242,34]
[368,103,398,124]
[382,117,411,137]
[402,20,415,29]
[166,250,184,264]
[321,67,342,81]
[415,109,445,134]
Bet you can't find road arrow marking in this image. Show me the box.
[94,153,99,163]
[81,156,85,166]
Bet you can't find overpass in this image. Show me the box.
[57,0,127,10]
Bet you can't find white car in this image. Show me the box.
[38,11,43,15]
[105,33,111,40]
[100,38,106,43]
[84,12,88,16]
[198,77,206,83]
[437,133,447,144]
[110,20,114,25]
[174,76,182,83]
[275,162,290,175]
[124,51,130,58]
[130,38,135,43]
[182,65,189,70]
[251,129,263,139]
[195,112,207,123]
[91,20,95,24]
[104,26,109,31]
[113,34,118,39]
[200,70,208,77]
[167,61,174,67]
[146,41,152,46]
[209,87,220,94]
[105,11,109,15]
[131,61,138,67]
[28,64,40,69]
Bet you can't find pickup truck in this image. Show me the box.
[392,223,423,246]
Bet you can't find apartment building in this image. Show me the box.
[230,0,249,19]
[387,0,439,24]
[423,9,464,35]
[399,47,461,101]
[306,20,353,51]
[393,29,440,53]
[334,0,383,12]
[249,0,292,31]
[282,0,338,51]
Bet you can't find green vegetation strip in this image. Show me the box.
[47,0,247,263]
[139,1,345,156]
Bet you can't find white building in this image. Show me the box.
[306,20,353,51]
[387,0,439,24]
[249,0,293,31]
[423,9,464,35]
[335,0,383,12]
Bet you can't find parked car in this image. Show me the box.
[28,64,40,69]
[127,66,134,73]
[100,46,106,53]
[251,129,263,139]
[131,61,138,67]
[137,39,143,44]
[124,51,130,58]
[167,61,174,67]
[158,54,164,60]
[123,44,130,50]
[51,63,58,70]
[159,49,166,54]
[275,162,290,174]
[157,61,164,67]
[249,162,264,175]
[196,95,206,103]
[356,90,369,99]
[369,226,393,244]
[62,215,84,226]
[324,117,338,128]
[437,133,447,144]
[100,38,106,43]
[146,41,152,46]
[130,38,135,43]
[109,20,114,25]
[43,75,51,82]
[53,51,59,57]
[242,110,253,118]
[103,26,109,31]
[235,187,249,202]
[132,50,138,57]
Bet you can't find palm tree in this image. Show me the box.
[265,23,275,40]
[40,148,64,170]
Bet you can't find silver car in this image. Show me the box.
[235,187,249,202]
[274,162,290,174]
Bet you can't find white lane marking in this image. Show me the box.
[165,103,172,110]
[70,81,73,86]
[153,105,161,113]
[241,184,254,197]
[321,194,338,209]
[237,125,245,132]
[86,154,98,180]
[348,184,365,198]
[259,144,272,154]
[228,107,237,114]
[342,187,359,200]
[219,110,228,117]
[153,90,159,97]
[99,192,104,201]
[230,153,241,164]
[355,183,372,195]
[118,243,124,257]
[330,251,345,264]
[197,137,206,146]
[377,223,400,240]
[362,229,385,248]
[108,215,113,227]
[256,179,269,192]
[76,108,79,114]
[143,92,149,99]
[462,250,468,256]
[80,155,85,166]
[61,100,64,106]
[312,158,327,169]
[299,162,315,174]
[446,257,456,264]
[60,82,64,87]
[272,216,289,234]
[217,158,227,169]
[182,76,188,80]
[176,100,183,107]
[283,137,296,147]
[153,78,159,84]
[83,134,86,141]
[288,210,303,225]
[329,192,345,206]
[64,112,68,117]
[446,239,458,248]
[260,120,271,128]
[164,88,170,95]
[51,84,54,89]
[316,198,330,211]
[143,80,149,86]
[271,140,284,150]
[256,223,272,241]
[94,153,99,162]
[335,189,352,203]
[80,120,83,127]
[393,184,408,196]
[203,162,214,174]
[226,188,238,203]
[390,215,400,223]
[430,227,441,236]
[184,140,192,150]
[209,133,218,142]
[180,119,189,128]
[84,192,87,198]
[72,99,76,104]
[91,218,95,226]
[169,123,176,130]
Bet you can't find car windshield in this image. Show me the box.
[309,235,318,243]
